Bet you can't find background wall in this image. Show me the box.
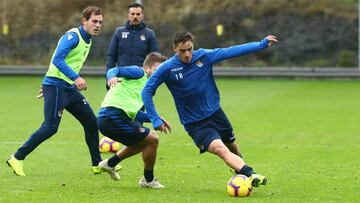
[0,0,357,67]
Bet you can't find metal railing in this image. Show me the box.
[1,65,360,79]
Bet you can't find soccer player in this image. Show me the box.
[142,31,278,187]
[97,52,171,189]
[6,6,115,176]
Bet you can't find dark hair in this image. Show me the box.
[82,6,102,20]
[129,2,144,10]
[172,31,194,47]
[143,52,167,67]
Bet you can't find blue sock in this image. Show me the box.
[237,165,255,177]
[144,169,154,182]
[108,155,121,167]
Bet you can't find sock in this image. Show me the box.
[108,155,121,167]
[237,165,255,177]
[144,169,154,182]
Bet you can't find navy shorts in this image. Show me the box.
[97,107,150,146]
[184,108,236,153]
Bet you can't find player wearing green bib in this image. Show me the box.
[6,6,110,177]
[97,52,171,189]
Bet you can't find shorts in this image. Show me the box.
[184,107,236,153]
[97,107,150,146]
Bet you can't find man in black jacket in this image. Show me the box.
[105,2,158,90]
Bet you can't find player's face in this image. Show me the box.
[128,7,144,26]
[174,41,193,64]
[146,62,161,77]
[83,14,103,36]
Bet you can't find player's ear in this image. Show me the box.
[143,65,149,72]
[82,17,87,26]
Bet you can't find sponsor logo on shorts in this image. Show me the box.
[199,144,205,151]
[58,110,63,117]
[139,127,145,133]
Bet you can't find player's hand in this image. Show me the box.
[156,124,170,134]
[160,117,172,133]
[36,85,43,99]
[74,77,87,91]
[266,35,278,46]
[107,77,122,88]
[155,117,172,134]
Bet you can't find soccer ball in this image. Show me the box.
[227,174,253,197]
[99,136,120,153]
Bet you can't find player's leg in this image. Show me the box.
[7,85,63,176]
[215,108,267,187]
[97,110,163,187]
[210,107,243,157]
[97,109,147,180]
[138,130,164,188]
[105,130,158,168]
[225,142,242,157]
[208,139,246,172]
[142,130,158,171]
[64,91,102,168]
[103,130,161,186]
[207,139,266,186]
[185,119,249,175]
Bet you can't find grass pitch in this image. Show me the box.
[0,76,359,202]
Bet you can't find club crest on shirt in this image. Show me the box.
[67,34,73,40]
[140,35,146,41]
[122,32,129,38]
[195,60,203,68]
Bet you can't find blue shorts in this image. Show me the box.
[184,107,236,153]
[97,107,150,146]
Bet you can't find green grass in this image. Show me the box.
[1,76,360,202]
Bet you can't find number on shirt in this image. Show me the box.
[175,73,183,80]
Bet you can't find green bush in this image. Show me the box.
[338,50,355,67]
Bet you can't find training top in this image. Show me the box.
[142,37,270,128]
[106,21,158,72]
[43,26,92,88]
[101,66,147,120]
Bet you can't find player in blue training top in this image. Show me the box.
[142,31,278,187]
[6,6,120,176]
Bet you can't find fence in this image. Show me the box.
[1,66,360,79]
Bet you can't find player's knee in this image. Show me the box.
[82,116,98,132]
[147,131,159,146]
[213,145,230,157]
[86,115,97,126]
[39,124,58,136]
